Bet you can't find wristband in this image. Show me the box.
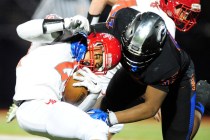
[195,102,205,116]
[108,111,118,125]
[87,12,100,25]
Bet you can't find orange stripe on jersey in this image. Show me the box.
[108,0,137,19]
[55,61,78,81]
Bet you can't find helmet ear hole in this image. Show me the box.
[125,26,134,41]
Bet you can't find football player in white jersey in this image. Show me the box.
[8,14,122,140]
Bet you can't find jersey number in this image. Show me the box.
[55,62,77,81]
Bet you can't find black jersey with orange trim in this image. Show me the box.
[90,7,191,92]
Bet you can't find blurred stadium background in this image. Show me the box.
[0,0,209,139]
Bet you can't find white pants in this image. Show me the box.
[16,100,109,140]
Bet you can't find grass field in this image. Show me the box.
[0,110,209,140]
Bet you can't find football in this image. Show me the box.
[63,74,88,104]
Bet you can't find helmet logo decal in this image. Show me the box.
[101,33,115,40]
[131,65,138,72]
[106,12,117,29]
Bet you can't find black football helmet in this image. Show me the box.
[121,12,167,73]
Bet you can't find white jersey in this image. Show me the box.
[13,43,78,101]
[16,18,121,96]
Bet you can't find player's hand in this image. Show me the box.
[6,103,18,123]
[87,109,111,125]
[87,108,119,127]
[71,39,87,61]
[154,108,161,122]
[64,15,90,33]
[87,109,124,134]
[73,67,102,94]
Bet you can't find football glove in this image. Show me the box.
[6,103,18,123]
[87,109,110,126]
[73,67,102,94]
[64,15,90,34]
[87,109,123,134]
[87,109,119,127]
[71,35,87,62]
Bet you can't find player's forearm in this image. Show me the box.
[107,0,117,6]
[88,0,107,25]
[115,103,158,123]
[88,0,117,25]
[89,0,108,15]
[191,110,202,139]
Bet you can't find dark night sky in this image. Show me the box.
[0,0,39,108]
[0,0,210,108]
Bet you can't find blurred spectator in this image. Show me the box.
[32,0,90,18]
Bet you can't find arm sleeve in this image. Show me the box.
[87,13,101,25]
[16,19,64,43]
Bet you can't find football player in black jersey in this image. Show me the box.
[88,8,206,140]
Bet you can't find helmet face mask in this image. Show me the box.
[79,33,122,74]
[160,0,201,32]
[121,12,167,74]
[80,43,103,71]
